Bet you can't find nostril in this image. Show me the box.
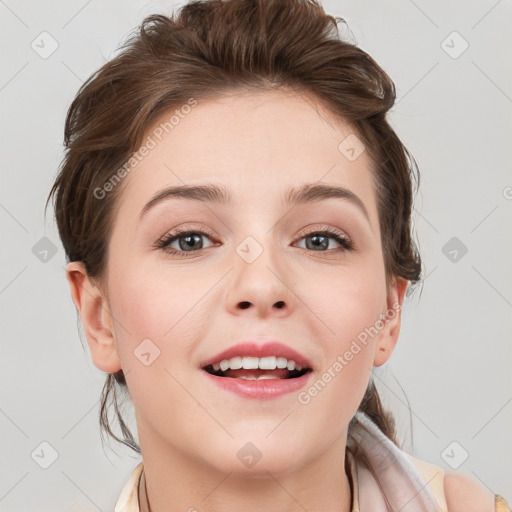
[239,301,251,309]
[274,301,285,308]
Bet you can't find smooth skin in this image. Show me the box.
[67,88,494,512]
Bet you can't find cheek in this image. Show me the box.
[106,267,207,418]
[297,286,378,437]
[297,264,385,414]
[306,260,386,344]
[107,264,213,364]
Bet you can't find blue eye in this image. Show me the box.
[154,228,215,257]
[296,228,353,252]
[154,226,353,257]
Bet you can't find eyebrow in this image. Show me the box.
[139,182,370,222]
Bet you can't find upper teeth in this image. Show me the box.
[212,356,302,372]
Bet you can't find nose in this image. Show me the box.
[225,240,294,318]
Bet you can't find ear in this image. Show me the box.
[66,261,122,373]
[373,277,409,367]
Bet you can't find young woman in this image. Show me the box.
[46,0,511,510]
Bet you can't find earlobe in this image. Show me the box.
[66,261,122,373]
[373,277,409,367]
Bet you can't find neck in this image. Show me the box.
[137,428,353,512]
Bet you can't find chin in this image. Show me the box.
[223,438,308,477]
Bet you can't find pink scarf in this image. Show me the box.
[347,411,443,511]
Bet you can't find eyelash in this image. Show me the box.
[153,225,354,257]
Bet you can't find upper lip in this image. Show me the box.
[200,341,313,370]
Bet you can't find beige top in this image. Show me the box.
[113,453,511,512]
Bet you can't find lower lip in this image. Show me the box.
[202,370,313,399]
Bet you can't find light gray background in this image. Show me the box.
[1,0,511,510]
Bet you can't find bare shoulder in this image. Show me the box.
[443,470,495,512]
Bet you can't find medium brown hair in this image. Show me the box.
[46,0,422,458]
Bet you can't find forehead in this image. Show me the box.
[115,88,378,224]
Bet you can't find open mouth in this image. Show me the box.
[201,353,314,398]
[203,364,312,380]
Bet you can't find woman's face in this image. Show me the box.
[76,89,407,475]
